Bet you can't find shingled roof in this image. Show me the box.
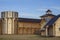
[18,18,41,23]
[44,14,60,28]
[40,14,56,17]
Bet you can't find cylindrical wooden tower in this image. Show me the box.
[1,11,18,34]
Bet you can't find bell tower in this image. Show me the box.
[46,9,52,14]
[1,11,18,34]
[40,9,56,22]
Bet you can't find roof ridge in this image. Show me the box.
[57,14,60,17]
[43,15,59,28]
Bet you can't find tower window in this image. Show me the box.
[59,28,60,31]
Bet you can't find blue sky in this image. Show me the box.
[0,0,60,18]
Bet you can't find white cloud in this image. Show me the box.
[36,6,60,12]
[19,13,40,18]
[20,13,35,16]
[51,7,60,11]
[36,8,49,11]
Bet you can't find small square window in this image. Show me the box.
[59,28,60,31]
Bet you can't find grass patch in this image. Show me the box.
[0,35,60,40]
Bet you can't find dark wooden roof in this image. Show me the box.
[46,9,52,12]
[18,18,41,23]
[44,14,60,28]
[40,14,56,17]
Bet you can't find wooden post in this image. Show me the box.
[46,26,48,36]
[53,24,55,36]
